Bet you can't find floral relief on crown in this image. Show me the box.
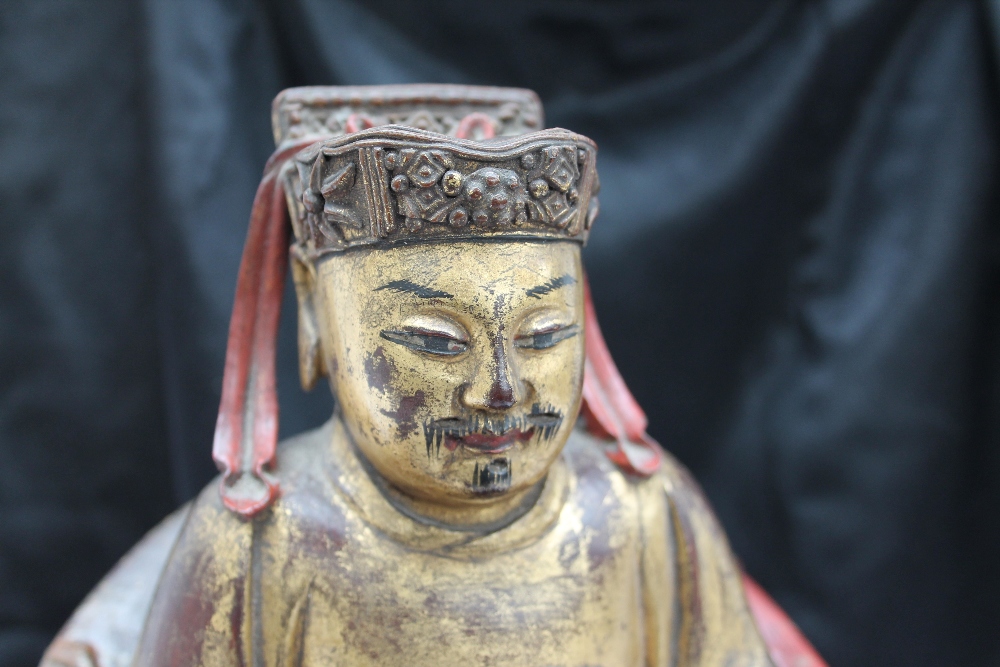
[281,126,599,257]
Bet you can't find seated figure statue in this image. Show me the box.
[41,86,824,667]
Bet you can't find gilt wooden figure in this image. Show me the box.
[41,86,825,667]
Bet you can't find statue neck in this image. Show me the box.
[375,474,546,534]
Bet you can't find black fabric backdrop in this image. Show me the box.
[2,1,999,665]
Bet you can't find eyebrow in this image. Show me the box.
[374,279,453,299]
[525,274,576,299]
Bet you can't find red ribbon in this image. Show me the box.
[742,574,829,667]
[212,141,312,517]
[580,277,664,476]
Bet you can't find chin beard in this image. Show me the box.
[471,457,511,494]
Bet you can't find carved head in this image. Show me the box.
[286,127,599,503]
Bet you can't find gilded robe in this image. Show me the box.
[134,417,770,667]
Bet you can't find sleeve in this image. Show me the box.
[40,506,191,667]
[132,483,255,667]
[637,452,773,667]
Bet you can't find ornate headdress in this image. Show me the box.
[214,85,661,517]
[283,127,598,257]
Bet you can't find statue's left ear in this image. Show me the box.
[289,245,325,391]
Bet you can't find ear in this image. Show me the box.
[289,245,325,391]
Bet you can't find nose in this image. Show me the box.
[461,336,525,412]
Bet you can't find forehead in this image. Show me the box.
[319,241,582,303]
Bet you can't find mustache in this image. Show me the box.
[422,403,565,457]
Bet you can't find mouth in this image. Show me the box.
[448,428,533,454]
[422,405,565,457]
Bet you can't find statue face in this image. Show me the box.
[310,240,584,504]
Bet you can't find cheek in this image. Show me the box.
[341,335,468,443]
[518,340,584,407]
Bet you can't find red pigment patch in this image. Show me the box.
[364,347,394,392]
[381,390,426,438]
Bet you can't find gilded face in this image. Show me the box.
[307,240,584,504]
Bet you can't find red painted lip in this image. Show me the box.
[445,428,535,454]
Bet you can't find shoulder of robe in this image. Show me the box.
[644,448,726,538]
[562,429,770,663]
[132,479,255,667]
[132,424,356,667]
[267,423,350,533]
[272,423,334,487]
[637,453,772,666]
[562,427,719,525]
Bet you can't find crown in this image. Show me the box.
[279,126,599,257]
[272,84,544,149]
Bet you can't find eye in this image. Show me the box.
[515,324,580,350]
[381,329,468,356]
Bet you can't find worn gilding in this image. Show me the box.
[131,229,771,665]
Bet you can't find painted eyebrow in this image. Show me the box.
[525,274,576,299]
[374,279,453,299]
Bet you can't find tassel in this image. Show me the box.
[212,141,314,518]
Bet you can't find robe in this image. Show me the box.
[128,416,770,667]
